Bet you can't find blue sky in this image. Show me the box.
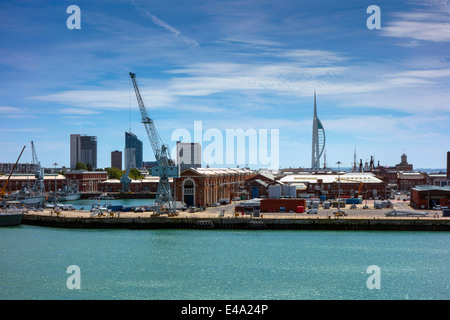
[0,0,449,170]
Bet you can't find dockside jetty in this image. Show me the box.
[22,211,450,231]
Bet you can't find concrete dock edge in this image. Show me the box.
[21,214,450,231]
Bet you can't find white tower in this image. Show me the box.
[311,91,326,169]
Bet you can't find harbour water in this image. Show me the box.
[1,225,449,300]
[64,198,156,210]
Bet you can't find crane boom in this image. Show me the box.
[1,146,26,197]
[129,72,170,167]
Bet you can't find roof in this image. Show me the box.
[397,172,426,179]
[183,167,254,176]
[280,172,383,184]
[0,174,66,180]
[412,185,450,192]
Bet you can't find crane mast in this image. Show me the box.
[129,72,179,216]
[31,141,45,194]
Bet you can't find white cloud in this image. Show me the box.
[130,0,200,48]
[58,108,101,115]
[383,11,450,42]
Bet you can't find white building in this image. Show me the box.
[176,142,202,171]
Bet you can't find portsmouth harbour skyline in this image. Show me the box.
[1,0,449,170]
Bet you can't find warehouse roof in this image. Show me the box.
[280,172,383,184]
[412,185,450,192]
[183,167,254,176]
[0,174,66,180]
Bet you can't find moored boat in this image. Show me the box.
[0,209,24,227]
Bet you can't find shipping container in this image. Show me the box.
[345,198,362,204]
[260,199,307,212]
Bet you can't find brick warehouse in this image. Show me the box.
[174,167,255,207]
[410,186,450,210]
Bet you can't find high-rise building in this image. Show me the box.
[176,141,202,171]
[311,91,326,170]
[124,148,136,171]
[125,132,143,169]
[70,134,97,169]
[447,151,450,180]
[111,150,122,170]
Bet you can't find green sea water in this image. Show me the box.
[1,225,449,300]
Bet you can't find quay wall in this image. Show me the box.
[22,214,450,231]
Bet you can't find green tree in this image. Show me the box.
[129,168,144,180]
[105,167,125,180]
[74,162,88,170]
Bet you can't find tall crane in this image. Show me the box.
[31,141,45,194]
[129,72,179,216]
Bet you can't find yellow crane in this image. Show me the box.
[1,146,26,197]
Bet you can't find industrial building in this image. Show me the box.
[70,134,98,170]
[64,170,108,193]
[0,173,66,194]
[410,186,450,210]
[280,172,387,199]
[174,167,254,207]
[243,173,283,199]
[99,176,164,194]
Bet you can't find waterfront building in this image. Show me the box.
[174,167,254,207]
[280,172,387,199]
[99,175,163,194]
[70,134,98,170]
[410,186,450,209]
[0,174,66,194]
[65,170,108,193]
[243,173,283,199]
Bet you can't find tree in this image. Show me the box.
[129,168,144,180]
[74,162,88,170]
[105,167,124,180]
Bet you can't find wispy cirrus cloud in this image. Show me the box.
[130,0,200,48]
[382,8,450,42]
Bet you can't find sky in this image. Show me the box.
[0,0,449,170]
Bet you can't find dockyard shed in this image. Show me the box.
[410,186,450,209]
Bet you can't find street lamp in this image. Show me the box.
[336,161,342,212]
[53,163,58,193]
